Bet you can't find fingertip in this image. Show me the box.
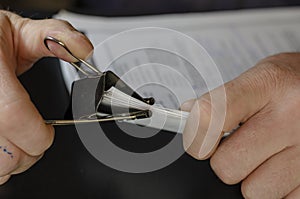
[47,123,55,136]
[47,124,55,146]
[40,124,55,154]
[26,122,55,157]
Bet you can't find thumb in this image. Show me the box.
[183,64,276,160]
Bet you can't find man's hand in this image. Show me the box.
[182,53,300,198]
[0,11,93,184]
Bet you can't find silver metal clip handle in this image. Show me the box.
[45,110,151,126]
[44,36,102,76]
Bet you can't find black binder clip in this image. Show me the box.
[43,36,154,125]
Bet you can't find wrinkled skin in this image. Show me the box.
[182,53,300,199]
[0,10,93,184]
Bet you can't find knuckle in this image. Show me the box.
[238,57,290,104]
[258,61,292,94]
[258,53,297,82]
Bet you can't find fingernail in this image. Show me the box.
[46,41,77,62]
[180,99,196,112]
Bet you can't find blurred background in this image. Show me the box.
[0,0,300,17]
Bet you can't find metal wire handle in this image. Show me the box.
[45,110,151,126]
[44,36,102,76]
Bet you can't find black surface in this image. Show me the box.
[71,0,300,16]
[1,0,300,17]
[0,59,242,198]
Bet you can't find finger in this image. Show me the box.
[0,136,23,177]
[210,107,291,184]
[1,11,93,74]
[0,13,54,156]
[183,63,281,160]
[286,185,300,199]
[0,135,42,185]
[241,146,300,199]
[0,95,55,156]
[21,18,93,67]
[0,134,43,178]
[0,175,11,185]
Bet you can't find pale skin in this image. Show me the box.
[0,10,299,199]
[182,53,300,198]
[0,10,93,184]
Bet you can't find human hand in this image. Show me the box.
[0,10,93,185]
[181,53,300,198]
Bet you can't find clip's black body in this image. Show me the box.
[65,71,154,120]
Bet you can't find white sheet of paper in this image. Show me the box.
[55,7,300,133]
